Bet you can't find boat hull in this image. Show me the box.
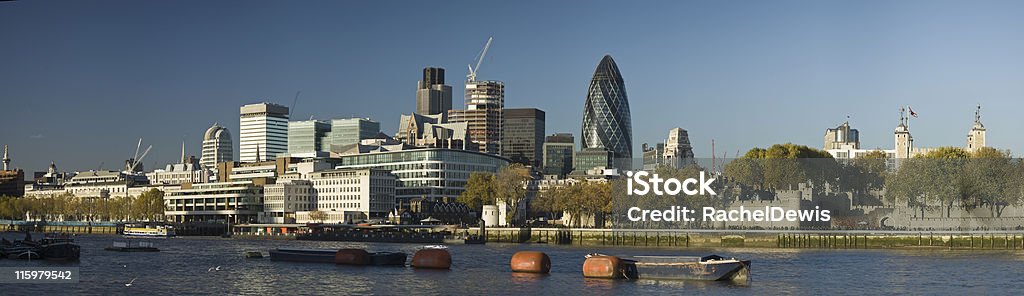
[628,257,751,281]
[269,249,337,263]
[40,243,81,261]
[370,252,407,266]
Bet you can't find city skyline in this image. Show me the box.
[4,0,1024,172]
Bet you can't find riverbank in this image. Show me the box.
[470,228,1024,250]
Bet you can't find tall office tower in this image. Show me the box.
[449,80,504,154]
[542,133,575,178]
[416,67,453,115]
[288,120,331,154]
[502,108,545,167]
[581,55,633,170]
[966,105,986,152]
[328,118,381,149]
[240,103,289,163]
[663,128,695,168]
[200,123,234,168]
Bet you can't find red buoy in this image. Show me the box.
[510,251,551,274]
[334,248,371,265]
[582,255,624,278]
[411,248,452,269]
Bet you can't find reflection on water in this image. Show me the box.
[2,234,1023,295]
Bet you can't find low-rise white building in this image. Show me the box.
[309,168,396,222]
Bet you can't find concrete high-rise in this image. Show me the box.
[240,103,289,163]
[542,133,575,177]
[200,123,233,168]
[502,108,545,167]
[416,67,453,116]
[581,55,633,170]
[449,80,504,154]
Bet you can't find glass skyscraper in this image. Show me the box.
[581,55,632,170]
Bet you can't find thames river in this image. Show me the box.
[3,234,1024,295]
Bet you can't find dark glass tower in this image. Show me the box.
[581,55,632,170]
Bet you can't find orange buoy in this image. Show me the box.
[334,248,371,265]
[582,255,624,278]
[411,248,452,269]
[510,251,551,274]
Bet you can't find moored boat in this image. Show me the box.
[123,224,176,238]
[626,254,750,282]
[269,248,408,266]
[269,248,338,263]
[370,252,407,266]
[39,236,81,261]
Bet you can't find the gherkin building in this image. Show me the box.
[581,55,632,170]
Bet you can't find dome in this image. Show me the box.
[204,124,230,141]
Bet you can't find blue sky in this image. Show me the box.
[2,0,1024,173]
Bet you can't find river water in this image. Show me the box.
[3,234,1023,295]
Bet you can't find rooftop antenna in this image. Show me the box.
[467,36,493,82]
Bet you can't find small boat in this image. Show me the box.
[464,234,486,245]
[625,254,751,282]
[39,235,81,261]
[370,252,407,266]
[123,224,176,238]
[105,241,159,252]
[244,251,264,259]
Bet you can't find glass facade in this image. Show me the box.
[581,55,632,170]
[542,133,574,177]
[288,120,331,154]
[502,108,545,167]
[328,118,381,148]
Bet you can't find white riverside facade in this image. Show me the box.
[240,103,289,163]
[308,168,396,222]
[165,181,264,224]
[335,147,509,202]
[262,179,313,223]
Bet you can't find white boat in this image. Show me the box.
[123,224,176,238]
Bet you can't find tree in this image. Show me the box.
[458,172,496,213]
[132,188,165,222]
[494,164,530,226]
[308,210,328,224]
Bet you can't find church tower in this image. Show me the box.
[894,107,913,159]
[966,105,986,152]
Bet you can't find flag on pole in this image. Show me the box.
[908,106,918,118]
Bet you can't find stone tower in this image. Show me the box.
[894,107,913,159]
[966,105,986,152]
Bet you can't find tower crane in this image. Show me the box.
[467,37,493,82]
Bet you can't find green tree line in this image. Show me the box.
[0,188,166,222]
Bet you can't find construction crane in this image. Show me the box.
[466,36,493,82]
[126,138,152,173]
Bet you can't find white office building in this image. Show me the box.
[240,103,289,163]
[308,168,396,222]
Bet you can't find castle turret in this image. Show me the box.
[894,107,913,159]
[966,105,986,152]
